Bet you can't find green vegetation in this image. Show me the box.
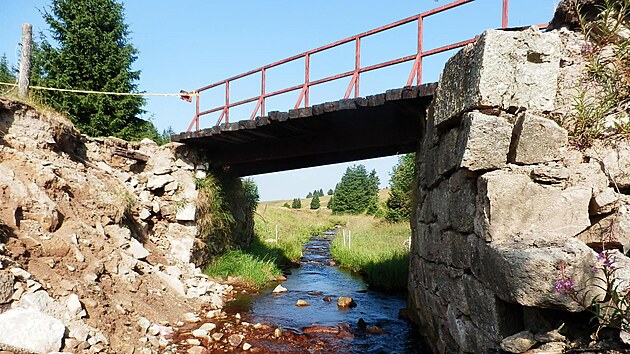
[0,54,14,86]
[204,249,281,289]
[196,173,258,256]
[327,189,334,195]
[291,198,302,209]
[567,0,630,148]
[330,218,410,291]
[328,164,379,215]
[385,154,416,223]
[310,194,320,209]
[32,0,159,141]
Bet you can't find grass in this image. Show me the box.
[203,189,411,291]
[204,249,281,289]
[330,217,411,291]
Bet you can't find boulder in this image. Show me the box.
[509,113,568,165]
[0,307,65,353]
[470,236,600,311]
[337,297,356,308]
[146,174,175,191]
[475,170,591,242]
[433,28,560,127]
[128,238,150,260]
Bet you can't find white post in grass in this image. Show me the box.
[348,230,352,249]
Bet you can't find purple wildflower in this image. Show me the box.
[555,278,576,295]
[581,43,595,55]
[598,251,616,271]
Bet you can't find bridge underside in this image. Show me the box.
[171,84,435,177]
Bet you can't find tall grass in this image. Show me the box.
[330,218,411,291]
[205,193,411,291]
[204,249,281,289]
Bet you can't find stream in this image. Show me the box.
[224,234,430,353]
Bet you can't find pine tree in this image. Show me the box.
[306,192,313,198]
[319,189,324,197]
[291,198,302,209]
[385,154,415,222]
[36,0,158,141]
[0,54,15,85]
[327,189,334,196]
[310,194,320,209]
[330,165,379,215]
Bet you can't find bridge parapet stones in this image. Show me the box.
[432,27,561,128]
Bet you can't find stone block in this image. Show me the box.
[470,236,600,311]
[0,307,65,353]
[446,304,499,353]
[0,271,14,304]
[586,140,630,189]
[509,113,568,165]
[433,28,560,127]
[462,274,523,342]
[577,204,630,253]
[475,170,591,242]
[457,112,512,171]
[146,174,175,190]
[589,187,620,215]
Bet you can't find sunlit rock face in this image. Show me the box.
[409,23,630,353]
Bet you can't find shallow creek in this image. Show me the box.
[224,235,429,353]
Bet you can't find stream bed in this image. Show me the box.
[224,235,430,353]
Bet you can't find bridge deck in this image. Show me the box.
[171,83,436,176]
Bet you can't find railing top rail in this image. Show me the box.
[196,0,474,93]
[187,0,532,131]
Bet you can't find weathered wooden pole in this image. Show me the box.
[18,23,33,98]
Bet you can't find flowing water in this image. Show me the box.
[225,234,430,353]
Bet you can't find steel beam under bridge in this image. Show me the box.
[171,84,435,177]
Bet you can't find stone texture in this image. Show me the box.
[509,113,568,165]
[589,187,620,215]
[155,270,186,297]
[146,174,175,191]
[470,236,599,311]
[0,307,65,353]
[0,271,14,304]
[500,331,536,353]
[586,140,630,189]
[475,170,591,242]
[577,204,630,252]
[456,112,512,171]
[433,28,560,127]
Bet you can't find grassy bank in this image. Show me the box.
[205,192,412,291]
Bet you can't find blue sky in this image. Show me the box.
[1,0,558,201]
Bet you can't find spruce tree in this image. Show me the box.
[327,189,334,196]
[291,198,301,209]
[306,192,313,198]
[310,194,320,210]
[330,165,379,215]
[0,54,15,85]
[385,154,416,222]
[37,0,157,141]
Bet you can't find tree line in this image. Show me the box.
[1,0,169,142]
[285,154,415,222]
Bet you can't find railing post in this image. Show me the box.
[354,38,361,97]
[417,16,423,85]
[225,81,230,123]
[195,93,200,131]
[304,53,310,107]
[502,0,509,28]
[261,68,266,116]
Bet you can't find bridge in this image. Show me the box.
[171,0,522,176]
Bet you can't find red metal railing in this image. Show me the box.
[186,0,512,132]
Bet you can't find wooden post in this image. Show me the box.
[18,23,33,98]
[348,231,352,249]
